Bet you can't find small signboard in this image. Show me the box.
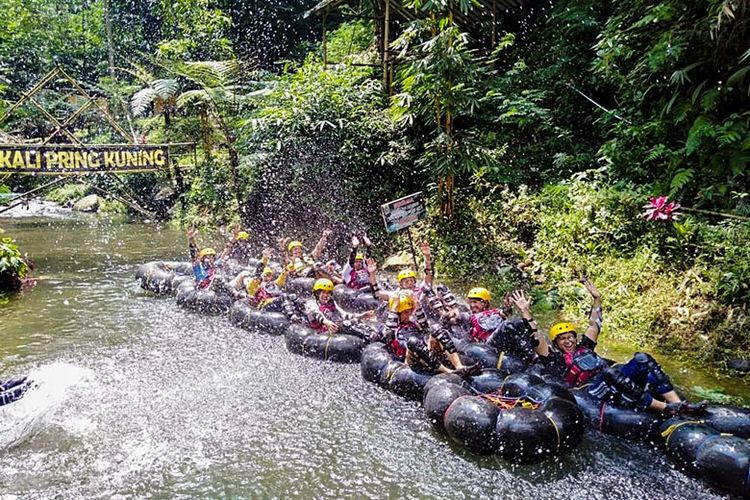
[0,144,169,174]
[381,191,427,233]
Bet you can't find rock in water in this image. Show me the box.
[72,194,101,212]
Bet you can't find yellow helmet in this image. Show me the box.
[397,269,417,282]
[287,240,303,252]
[313,278,334,293]
[236,231,250,241]
[262,267,274,276]
[355,252,365,261]
[389,293,415,313]
[549,322,577,342]
[198,248,216,258]
[467,287,491,303]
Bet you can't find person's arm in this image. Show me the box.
[508,290,549,357]
[217,226,240,261]
[419,241,434,288]
[187,226,199,263]
[348,235,359,267]
[305,300,339,333]
[582,278,603,343]
[274,267,288,288]
[362,233,373,259]
[366,258,390,301]
[311,229,332,261]
[277,237,291,265]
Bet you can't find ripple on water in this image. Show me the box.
[0,223,732,498]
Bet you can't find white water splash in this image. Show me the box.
[0,362,94,449]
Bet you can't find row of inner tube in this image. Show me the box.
[136,260,750,495]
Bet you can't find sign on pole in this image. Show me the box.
[0,144,170,174]
[381,192,427,233]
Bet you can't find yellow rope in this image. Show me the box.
[660,420,704,446]
[496,351,505,370]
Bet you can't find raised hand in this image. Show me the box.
[509,289,532,312]
[186,225,198,240]
[351,234,360,248]
[419,241,431,257]
[277,237,290,250]
[262,247,273,260]
[362,233,372,247]
[581,277,601,299]
[366,257,378,275]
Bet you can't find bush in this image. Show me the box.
[421,172,749,367]
[45,183,88,205]
[0,229,28,293]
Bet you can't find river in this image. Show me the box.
[0,207,747,498]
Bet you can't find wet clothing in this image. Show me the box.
[405,326,458,373]
[0,377,31,407]
[289,254,317,278]
[246,259,288,309]
[192,258,224,289]
[470,308,506,342]
[540,336,608,387]
[342,246,372,289]
[587,352,675,411]
[305,299,354,332]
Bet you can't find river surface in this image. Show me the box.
[1,208,748,499]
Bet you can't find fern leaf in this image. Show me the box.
[130,87,155,116]
[669,168,694,195]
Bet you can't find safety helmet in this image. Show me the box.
[467,287,491,303]
[389,293,415,313]
[354,252,365,261]
[397,269,417,282]
[287,240,303,252]
[313,278,334,293]
[198,248,216,258]
[549,322,577,342]
[262,267,274,276]
[236,231,250,241]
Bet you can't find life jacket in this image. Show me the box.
[197,266,215,289]
[309,301,343,332]
[291,255,316,278]
[252,281,283,307]
[563,346,608,387]
[347,268,370,289]
[388,320,421,360]
[470,308,505,342]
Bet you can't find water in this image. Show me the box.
[0,208,746,498]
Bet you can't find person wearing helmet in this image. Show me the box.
[366,241,434,302]
[305,278,376,337]
[464,287,507,342]
[226,229,254,265]
[280,229,332,278]
[187,226,241,289]
[375,293,472,375]
[342,233,373,289]
[536,278,706,416]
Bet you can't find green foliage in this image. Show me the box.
[45,184,88,205]
[0,229,28,294]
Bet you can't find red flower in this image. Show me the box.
[643,195,682,222]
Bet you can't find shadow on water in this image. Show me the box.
[0,210,741,498]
